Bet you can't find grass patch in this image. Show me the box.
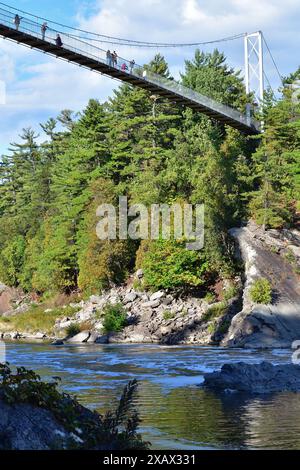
[249,278,272,304]
[66,323,81,337]
[163,311,176,321]
[284,249,297,264]
[202,301,228,323]
[203,292,216,304]
[0,304,80,335]
[223,284,239,301]
[132,279,144,291]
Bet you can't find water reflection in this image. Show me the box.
[5,343,300,449]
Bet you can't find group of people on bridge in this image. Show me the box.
[14,14,64,47]
[13,14,137,74]
[106,50,136,74]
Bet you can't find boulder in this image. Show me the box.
[94,334,109,344]
[150,291,165,302]
[87,332,101,343]
[66,331,90,343]
[52,339,64,346]
[141,300,161,309]
[204,361,300,394]
[123,292,137,304]
[90,295,102,304]
[162,295,173,306]
[136,269,144,279]
[0,398,77,450]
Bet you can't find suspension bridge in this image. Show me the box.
[0,3,281,135]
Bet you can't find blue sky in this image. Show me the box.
[0,0,299,154]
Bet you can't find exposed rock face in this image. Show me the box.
[203,361,300,394]
[222,222,300,348]
[0,397,76,449]
[0,285,29,316]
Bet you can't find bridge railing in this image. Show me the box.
[0,3,258,130]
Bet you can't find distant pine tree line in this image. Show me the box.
[0,52,299,295]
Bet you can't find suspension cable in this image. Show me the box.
[262,34,283,84]
[0,1,245,48]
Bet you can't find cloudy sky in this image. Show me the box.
[0,0,299,153]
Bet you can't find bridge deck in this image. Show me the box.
[0,10,260,134]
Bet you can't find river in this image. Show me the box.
[4,342,300,450]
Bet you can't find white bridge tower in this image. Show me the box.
[244,31,264,107]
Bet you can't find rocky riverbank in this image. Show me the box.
[0,275,242,345]
[0,221,299,348]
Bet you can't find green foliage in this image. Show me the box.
[202,301,228,323]
[204,292,216,304]
[66,323,81,337]
[0,50,298,301]
[248,89,300,228]
[249,278,272,304]
[137,239,210,291]
[223,284,239,301]
[163,310,176,320]
[102,303,127,334]
[0,363,149,450]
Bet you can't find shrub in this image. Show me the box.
[66,323,81,337]
[102,303,127,334]
[136,239,211,291]
[249,278,272,304]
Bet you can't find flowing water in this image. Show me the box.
[4,342,300,450]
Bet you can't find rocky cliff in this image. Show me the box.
[222,221,300,348]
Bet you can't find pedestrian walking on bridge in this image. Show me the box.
[14,14,21,31]
[41,22,48,41]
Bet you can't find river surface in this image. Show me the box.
[4,342,300,450]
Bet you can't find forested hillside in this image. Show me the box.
[0,51,299,297]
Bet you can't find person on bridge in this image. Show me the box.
[106,50,112,66]
[121,62,128,72]
[14,14,21,31]
[41,22,48,41]
[129,60,135,74]
[56,34,63,47]
[112,51,118,67]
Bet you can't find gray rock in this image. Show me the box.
[66,331,90,343]
[52,339,64,346]
[87,332,101,343]
[150,291,165,301]
[94,334,109,344]
[136,269,144,279]
[90,295,102,304]
[33,332,47,340]
[0,399,75,449]
[204,361,300,393]
[141,299,161,309]
[123,292,137,304]
[162,296,173,306]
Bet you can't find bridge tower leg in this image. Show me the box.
[244,31,264,108]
